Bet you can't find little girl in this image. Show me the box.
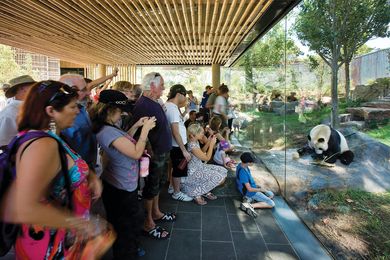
[213,140,236,168]
[182,124,227,205]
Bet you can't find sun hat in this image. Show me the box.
[6,75,36,98]
[99,89,134,112]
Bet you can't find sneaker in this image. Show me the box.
[240,202,258,218]
[172,191,193,202]
[167,185,174,194]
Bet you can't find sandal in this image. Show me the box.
[143,226,170,240]
[202,192,217,200]
[154,212,176,222]
[194,196,207,205]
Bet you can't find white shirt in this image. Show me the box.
[213,96,227,115]
[165,101,187,147]
[0,99,23,146]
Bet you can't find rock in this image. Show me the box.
[339,113,352,123]
[352,80,390,101]
[346,107,390,122]
[361,101,390,109]
[256,131,390,199]
[340,121,365,130]
[269,101,284,112]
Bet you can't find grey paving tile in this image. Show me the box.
[167,229,201,260]
[266,244,299,260]
[173,212,201,230]
[202,216,231,241]
[202,206,227,218]
[228,213,259,233]
[255,210,290,245]
[159,202,178,215]
[203,197,225,207]
[139,234,170,260]
[177,200,202,213]
[224,196,243,214]
[202,241,236,260]
[232,232,268,260]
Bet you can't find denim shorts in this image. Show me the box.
[246,191,275,207]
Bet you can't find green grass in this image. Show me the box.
[366,123,390,146]
[314,189,390,259]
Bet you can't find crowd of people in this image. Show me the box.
[0,71,274,259]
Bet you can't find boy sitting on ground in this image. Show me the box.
[236,152,275,218]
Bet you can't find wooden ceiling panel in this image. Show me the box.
[0,0,282,65]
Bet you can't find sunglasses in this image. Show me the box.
[38,81,75,105]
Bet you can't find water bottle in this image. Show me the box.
[139,150,150,177]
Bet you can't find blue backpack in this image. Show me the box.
[0,131,70,256]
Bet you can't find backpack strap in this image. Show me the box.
[13,131,72,210]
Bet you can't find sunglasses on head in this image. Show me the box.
[38,81,75,105]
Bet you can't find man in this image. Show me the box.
[165,84,192,202]
[132,72,173,239]
[0,75,35,149]
[205,85,218,118]
[59,74,97,168]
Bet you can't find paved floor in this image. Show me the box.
[137,187,317,260]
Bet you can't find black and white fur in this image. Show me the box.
[295,124,354,165]
[307,124,354,165]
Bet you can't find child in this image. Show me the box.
[213,140,236,168]
[236,152,275,218]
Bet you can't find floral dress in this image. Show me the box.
[15,131,91,260]
[182,141,227,197]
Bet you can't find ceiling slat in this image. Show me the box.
[0,0,278,65]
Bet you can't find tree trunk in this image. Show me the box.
[244,62,255,108]
[331,60,339,128]
[344,60,350,101]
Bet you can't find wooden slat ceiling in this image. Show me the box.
[0,0,293,66]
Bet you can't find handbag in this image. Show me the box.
[177,158,188,170]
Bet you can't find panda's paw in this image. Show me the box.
[292,152,300,160]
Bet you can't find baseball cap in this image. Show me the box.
[168,84,187,100]
[99,89,134,112]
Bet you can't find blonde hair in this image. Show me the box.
[112,81,132,92]
[187,123,203,138]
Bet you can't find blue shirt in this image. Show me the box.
[132,96,172,154]
[200,91,209,108]
[236,163,257,197]
[62,105,97,167]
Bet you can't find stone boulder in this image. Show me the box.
[346,107,390,122]
[352,78,390,101]
[256,130,390,199]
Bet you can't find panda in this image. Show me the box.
[306,124,354,165]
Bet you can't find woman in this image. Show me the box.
[186,90,199,112]
[89,89,156,259]
[212,84,229,129]
[183,124,227,205]
[0,80,108,259]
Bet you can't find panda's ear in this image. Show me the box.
[307,135,311,141]
[318,138,325,143]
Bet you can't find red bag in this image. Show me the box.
[177,159,188,170]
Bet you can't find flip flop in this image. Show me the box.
[202,192,218,200]
[154,212,176,222]
[143,226,170,240]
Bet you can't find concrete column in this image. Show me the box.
[97,64,106,78]
[212,63,220,89]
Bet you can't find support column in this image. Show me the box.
[97,64,106,78]
[212,63,220,89]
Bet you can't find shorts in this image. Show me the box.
[143,152,170,200]
[245,191,275,207]
[170,146,188,178]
